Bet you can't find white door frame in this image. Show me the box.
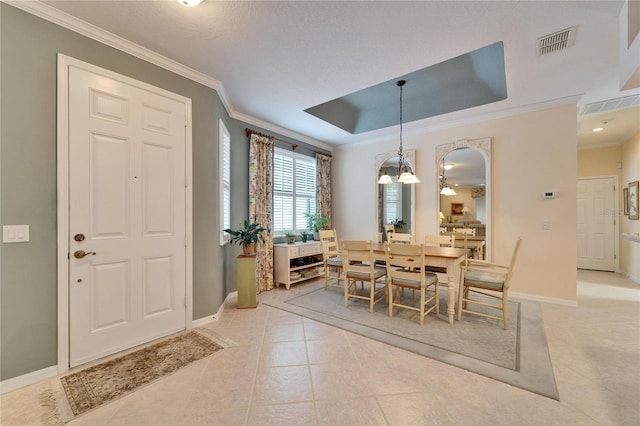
[577,175,619,272]
[56,54,193,374]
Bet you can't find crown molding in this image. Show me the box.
[5,0,222,90]
[4,0,330,151]
[235,110,334,151]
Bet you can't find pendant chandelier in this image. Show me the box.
[440,158,456,195]
[378,80,419,185]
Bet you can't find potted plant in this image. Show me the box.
[283,230,296,244]
[304,211,329,240]
[390,218,406,232]
[224,220,268,255]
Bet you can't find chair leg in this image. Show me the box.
[344,278,350,308]
[457,281,465,321]
[369,280,374,313]
[503,292,509,330]
[419,287,425,325]
[324,264,329,290]
[388,282,394,317]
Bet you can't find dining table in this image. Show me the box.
[372,243,468,324]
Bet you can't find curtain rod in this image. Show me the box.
[245,128,332,158]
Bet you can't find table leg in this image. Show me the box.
[447,261,455,324]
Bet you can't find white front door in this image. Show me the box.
[68,65,187,367]
[577,177,616,271]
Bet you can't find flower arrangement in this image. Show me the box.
[389,218,406,231]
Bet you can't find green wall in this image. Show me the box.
[0,3,329,382]
[0,3,227,381]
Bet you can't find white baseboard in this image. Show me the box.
[0,365,58,395]
[625,273,640,285]
[510,291,578,307]
[191,291,238,328]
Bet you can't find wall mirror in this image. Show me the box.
[436,138,491,260]
[375,149,416,243]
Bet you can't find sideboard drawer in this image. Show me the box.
[299,242,321,256]
[288,246,300,257]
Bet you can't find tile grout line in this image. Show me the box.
[302,317,321,426]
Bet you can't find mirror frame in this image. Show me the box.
[436,138,491,260]
[375,149,416,243]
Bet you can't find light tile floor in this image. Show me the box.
[1,270,638,425]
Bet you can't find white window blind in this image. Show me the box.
[273,147,316,233]
[219,120,231,245]
[383,180,402,225]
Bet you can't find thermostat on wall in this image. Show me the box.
[542,191,556,199]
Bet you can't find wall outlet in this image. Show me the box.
[541,220,549,231]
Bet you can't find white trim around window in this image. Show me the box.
[219,119,231,245]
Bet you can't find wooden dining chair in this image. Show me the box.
[319,229,343,290]
[341,240,387,313]
[423,234,456,273]
[383,224,395,240]
[457,237,522,329]
[424,234,455,248]
[388,232,413,244]
[454,227,476,237]
[385,242,439,325]
[444,231,472,262]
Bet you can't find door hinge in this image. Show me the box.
[184,175,188,188]
[184,235,188,247]
[614,254,617,260]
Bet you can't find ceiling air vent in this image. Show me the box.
[580,95,640,115]
[538,26,577,55]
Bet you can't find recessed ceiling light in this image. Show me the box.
[592,127,604,132]
[178,0,203,6]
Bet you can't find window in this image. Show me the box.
[273,147,316,234]
[219,119,231,245]
[383,179,403,225]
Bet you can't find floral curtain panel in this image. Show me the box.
[316,154,332,227]
[249,134,274,292]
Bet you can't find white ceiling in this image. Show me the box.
[28,0,640,148]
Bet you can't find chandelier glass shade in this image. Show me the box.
[439,158,456,195]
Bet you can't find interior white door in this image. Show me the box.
[577,177,616,271]
[68,65,186,367]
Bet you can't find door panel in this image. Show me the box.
[91,261,130,331]
[69,65,186,367]
[577,177,616,271]
[143,256,174,317]
[92,133,130,238]
[143,142,174,235]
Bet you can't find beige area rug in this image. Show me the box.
[263,282,559,400]
[56,329,224,419]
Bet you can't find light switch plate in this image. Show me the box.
[3,225,29,243]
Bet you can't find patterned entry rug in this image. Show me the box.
[60,329,223,417]
[262,281,559,400]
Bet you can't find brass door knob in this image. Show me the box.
[74,250,96,259]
